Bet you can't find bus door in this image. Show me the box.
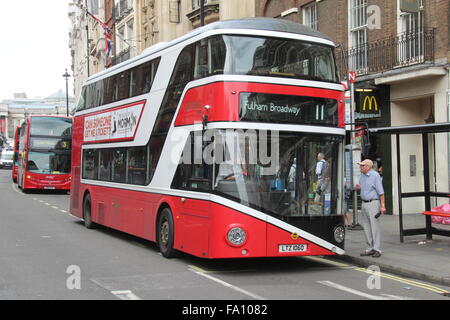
[212,129,268,252]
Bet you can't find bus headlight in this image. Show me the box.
[333,225,345,244]
[226,226,247,247]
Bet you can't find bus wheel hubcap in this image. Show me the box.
[160,221,169,247]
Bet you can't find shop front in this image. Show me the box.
[375,68,450,215]
[353,82,393,214]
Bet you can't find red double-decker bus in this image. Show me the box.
[18,116,72,191]
[12,126,21,182]
[70,18,346,259]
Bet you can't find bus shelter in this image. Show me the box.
[369,122,450,243]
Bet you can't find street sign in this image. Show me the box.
[348,71,357,83]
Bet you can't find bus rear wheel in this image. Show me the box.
[157,208,177,258]
[83,194,96,229]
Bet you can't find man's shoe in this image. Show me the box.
[372,251,381,258]
[360,250,376,256]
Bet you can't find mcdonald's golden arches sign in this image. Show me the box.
[362,95,379,112]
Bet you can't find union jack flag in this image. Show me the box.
[84,8,113,59]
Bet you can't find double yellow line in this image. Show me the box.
[308,256,449,296]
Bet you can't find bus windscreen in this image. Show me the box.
[223,35,339,83]
[27,151,71,174]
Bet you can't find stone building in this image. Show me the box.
[68,0,256,98]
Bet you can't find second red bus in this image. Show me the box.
[18,116,72,191]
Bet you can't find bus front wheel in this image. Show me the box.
[157,208,177,258]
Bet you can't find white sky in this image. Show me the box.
[0,0,74,100]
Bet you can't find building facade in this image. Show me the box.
[256,0,450,215]
[68,0,256,98]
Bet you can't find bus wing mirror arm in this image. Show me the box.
[202,105,211,130]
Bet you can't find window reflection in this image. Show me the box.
[224,35,338,83]
[212,130,341,216]
[172,129,342,217]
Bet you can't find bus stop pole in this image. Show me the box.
[350,80,361,228]
[396,133,404,243]
[422,133,433,240]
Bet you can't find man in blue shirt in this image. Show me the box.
[356,159,386,258]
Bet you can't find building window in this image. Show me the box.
[169,0,181,23]
[398,0,424,64]
[349,0,368,73]
[302,3,318,30]
[192,0,206,10]
[117,26,125,53]
[88,0,100,15]
[126,19,134,43]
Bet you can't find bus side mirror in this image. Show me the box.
[202,105,211,130]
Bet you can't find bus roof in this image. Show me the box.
[24,115,71,119]
[189,18,331,40]
[85,18,333,84]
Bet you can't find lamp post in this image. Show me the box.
[62,69,71,116]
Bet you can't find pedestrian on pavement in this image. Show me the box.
[355,159,386,258]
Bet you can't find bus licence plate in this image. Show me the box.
[279,244,307,253]
[44,186,56,190]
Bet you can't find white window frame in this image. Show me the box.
[397,0,424,66]
[117,26,125,54]
[348,0,368,74]
[302,2,318,31]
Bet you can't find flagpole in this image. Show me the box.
[86,24,90,77]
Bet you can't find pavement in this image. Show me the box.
[336,212,450,288]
